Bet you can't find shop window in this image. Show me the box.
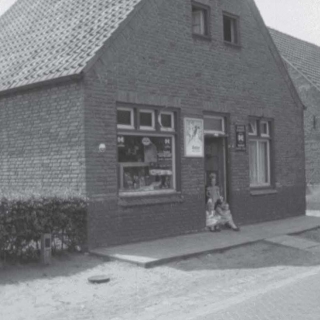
[117,106,176,195]
[223,13,239,45]
[117,108,134,129]
[204,116,225,135]
[249,119,271,187]
[192,3,210,36]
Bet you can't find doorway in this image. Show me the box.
[204,136,227,202]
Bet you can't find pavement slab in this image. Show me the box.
[90,215,320,268]
[265,235,320,250]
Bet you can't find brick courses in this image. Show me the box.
[0,81,86,197]
[0,0,306,248]
[83,0,305,247]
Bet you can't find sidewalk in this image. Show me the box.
[90,215,320,268]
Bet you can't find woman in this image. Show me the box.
[206,173,240,232]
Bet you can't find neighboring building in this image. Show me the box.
[269,28,320,190]
[0,0,305,248]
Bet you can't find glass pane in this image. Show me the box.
[118,135,174,192]
[248,120,257,135]
[140,112,153,128]
[223,16,232,42]
[249,141,258,185]
[161,113,173,129]
[204,117,224,132]
[258,141,269,184]
[232,19,238,44]
[117,109,132,126]
[260,122,269,136]
[192,9,204,34]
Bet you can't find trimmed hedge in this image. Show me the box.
[0,196,87,263]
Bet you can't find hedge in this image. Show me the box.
[0,196,87,263]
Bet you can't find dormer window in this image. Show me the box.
[192,3,210,36]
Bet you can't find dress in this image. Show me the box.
[206,183,234,227]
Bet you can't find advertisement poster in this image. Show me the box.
[184,118,204,157]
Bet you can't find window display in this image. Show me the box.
[118,135,175,193]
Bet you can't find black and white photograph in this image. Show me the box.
[0,0,320,319]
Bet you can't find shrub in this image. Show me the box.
[0,196,87,263]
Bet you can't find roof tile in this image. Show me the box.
[269,28,320,90]
[0,0,143,92]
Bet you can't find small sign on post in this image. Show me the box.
[41,233,52,265]
[235,125,246,151]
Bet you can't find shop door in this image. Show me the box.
[204,137,227,201]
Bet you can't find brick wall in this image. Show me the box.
[285,64,320,187]
[82,0,305,247]
[0,81,86,197]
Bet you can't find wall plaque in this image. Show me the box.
[235,125,246,151]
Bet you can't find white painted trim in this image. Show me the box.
[117,107,134,130]
[139,109,156,131]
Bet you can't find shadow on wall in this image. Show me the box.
[306,185,320,210]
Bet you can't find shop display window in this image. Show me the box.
[118,135,175,193]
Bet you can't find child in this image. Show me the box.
[214,198,240,231]
[206,198,222,232]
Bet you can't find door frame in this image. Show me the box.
[204,135,228,201]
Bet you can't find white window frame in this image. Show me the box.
[260,121,270,137]
[204,116,225,136]
[249,139,271,187]
[139,109,155,131]
[248,120,257,136]
[192,8,206,35]
[223,13,239,45]
[159,111,175,132]
[118,133,176,196]
[117,107,134,130]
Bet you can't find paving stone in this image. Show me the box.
[265,235,320,250]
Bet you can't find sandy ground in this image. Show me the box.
[2,231,320,320]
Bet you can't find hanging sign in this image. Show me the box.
[235,125,246,151]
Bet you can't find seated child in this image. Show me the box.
[214,199,240,231]
[206,198,222,232]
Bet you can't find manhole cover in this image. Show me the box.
[88,275,110,284]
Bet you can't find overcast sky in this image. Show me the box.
[255,0,320,46]
[0,0,319,46]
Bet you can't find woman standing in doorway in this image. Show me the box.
[206,173,239,232]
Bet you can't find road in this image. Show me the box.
[196,265,320,320]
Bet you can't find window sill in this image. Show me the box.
[118,192,184,207]
[250,189,278,196]
[223,41,241,49]
[192,33,212,41]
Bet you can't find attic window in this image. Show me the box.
[223,13,239,45]
[192,3,210,36]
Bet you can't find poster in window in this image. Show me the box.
[184,118,204,157]
[235,125,246,151]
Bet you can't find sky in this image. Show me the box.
[254,0,320,46]
[0,0,319,46]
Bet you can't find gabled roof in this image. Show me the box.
[0,0,144,92]
[269,28,320,91]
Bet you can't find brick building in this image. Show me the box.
[0,0,305,248]
[269,29,320,191]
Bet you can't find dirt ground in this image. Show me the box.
[2,230,320,320]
